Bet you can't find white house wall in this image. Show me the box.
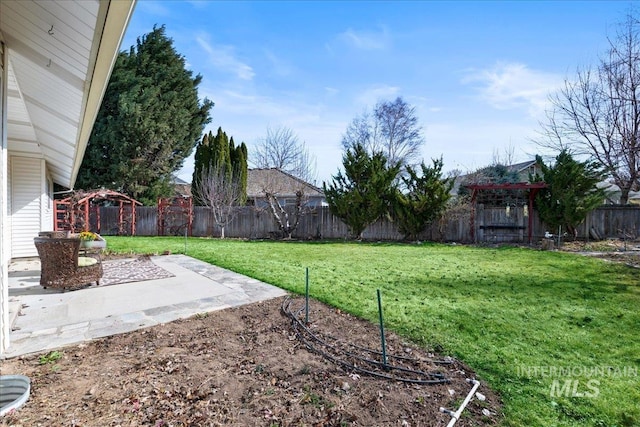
[1,36,9,353]
[0,0,135,357]
[10,155,44,258]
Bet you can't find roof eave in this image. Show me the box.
[69,0,136,188]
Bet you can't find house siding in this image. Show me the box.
[10,155,44,258]
[1,37,9,353]
[43,171,53,231]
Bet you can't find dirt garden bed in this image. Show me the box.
[1,296,501,426]
[559,238,640,268]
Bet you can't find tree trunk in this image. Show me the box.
[619,188,630,205]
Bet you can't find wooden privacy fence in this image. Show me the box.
[97,205,640,243]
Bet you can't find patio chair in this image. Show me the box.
[38,231,69,238]
[33,237,103,290]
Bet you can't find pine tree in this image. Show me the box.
[391,158,453,240]
[77,25,213,204]
[323,144,400,239]
[533,151,606,237]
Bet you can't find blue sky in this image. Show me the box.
[122,1,630,185]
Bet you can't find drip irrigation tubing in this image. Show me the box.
[281,296,450,385]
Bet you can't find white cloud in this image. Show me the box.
[136,1,173,17]
[212,89,301,122]
[324,87,340,96]
[462,62,563,118]
[354,85,401,109]
[340,26,390,50]
[264,50,293,77]
[196,35,255,81]
[199,86,329,136]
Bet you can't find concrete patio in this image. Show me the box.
[4,255,287,358]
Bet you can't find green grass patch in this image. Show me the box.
[105,236,640,426]
[38,350,62,365]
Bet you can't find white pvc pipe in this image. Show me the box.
[440,378,481,427]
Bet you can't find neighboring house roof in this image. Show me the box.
[247,168,324,198]
[171,175,192,197]
[1,0,136,189]
[170,169,323,200]
[505,160,538,174]
[173,176,190,185]
[597,181,640,205]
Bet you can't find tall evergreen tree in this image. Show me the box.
[533,151,606,238]
[192,127,247,205]
[231,140,248,205]
[77,25,213,204]
[391,158,453,240]
[192,132,212,195]
[323,144,400,239]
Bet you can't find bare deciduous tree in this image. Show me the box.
[537,13,640,204]
[193,166,242,238]
[341,96,425,169]
[252,126,318,238]
[491,143,519,166]
[252,126,317,184]
[265,190,305,239]
[250,169,314,239]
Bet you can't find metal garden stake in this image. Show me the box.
[184,228,188,254]
[305,267,310,324]
[377,289,388,367]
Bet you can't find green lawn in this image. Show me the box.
[105,237,640,427]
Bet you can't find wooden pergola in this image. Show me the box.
[466,182,547,244]
[54,189,142,235]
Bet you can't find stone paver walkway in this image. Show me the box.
[5,255,287,358]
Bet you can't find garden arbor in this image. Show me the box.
[466,182,547,244]
[54,189,141,235]
[157,196,193,236]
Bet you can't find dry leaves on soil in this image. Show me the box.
[1,296,501,426]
